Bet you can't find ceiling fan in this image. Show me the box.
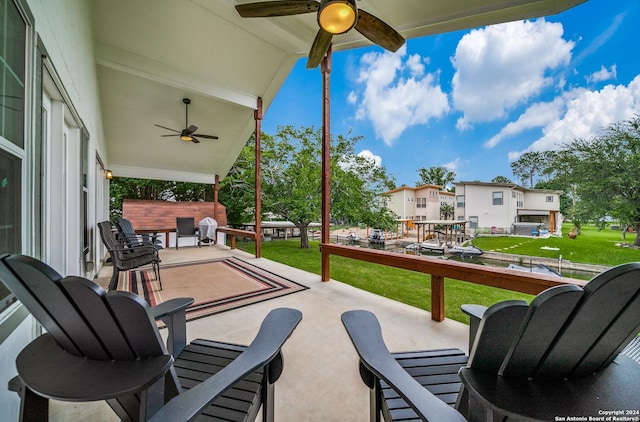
[154,98,219,144]
[235,0,405,68]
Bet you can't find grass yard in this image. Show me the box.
[233,223,638,324]
[472,224,639,266]
[235,239,532,323]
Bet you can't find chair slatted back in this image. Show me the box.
[537,262,640,378]
[116,217,144,246]
[471,262,640,381]
[0,254,166,361]
[176,217,197,236]
[98,221,122,256]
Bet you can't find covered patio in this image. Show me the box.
[1,0,595,420]
[52,245,470,421]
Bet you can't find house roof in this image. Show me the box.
[90,0,588,184]
[455,181,563,194]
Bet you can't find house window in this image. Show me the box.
[546,195,554,202]
[1,0,28,315]
[416,197,427,208]
[469,216,478,228]
[492,191,503,205]
[456,195,464,208]
[1,0,27,148]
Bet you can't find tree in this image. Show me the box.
[509,151,559,188]
[259,126,397,248]
[415,166,455,190]
[552,116,640,246]
[440,203,454,220]
[218,138,256,226]
[491,175,513,183]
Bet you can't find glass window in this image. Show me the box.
[416,197,427,208]
[546,195,554,202]
[492,191,503,205]
[0,0,27,148]
[469,216,478,228]
[0,149,21,313]
[456,195,464,208]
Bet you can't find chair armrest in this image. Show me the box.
[16,333,172,401]
[461,304,487,353]
[341,310,466,422]
[152,298,195,356]
[148,308,302,422]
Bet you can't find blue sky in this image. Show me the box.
[261,0,640,188]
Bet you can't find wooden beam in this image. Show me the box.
[255,97,263,258]
[321,46,332,282]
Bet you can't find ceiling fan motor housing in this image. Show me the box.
[318,0,357,34]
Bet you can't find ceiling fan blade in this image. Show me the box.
[195,134,219,140]
[154,124,180,133]
[160,134,178,137]
[191,136,201,144]
[355,9,405,53]
[307,29,333,69]
[186,125,198,134]
[236,1,319,17]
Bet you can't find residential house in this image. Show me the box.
[454,181,562,235]
[385,184,455,221]
[0,0,588,419]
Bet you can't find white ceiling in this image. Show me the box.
[90,0,587,184]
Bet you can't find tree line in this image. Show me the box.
[110,116,640,247]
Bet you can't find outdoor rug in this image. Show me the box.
[117,257,308,322]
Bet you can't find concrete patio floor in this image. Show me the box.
[51,244,470,421]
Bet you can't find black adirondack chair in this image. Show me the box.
[116,217,163,250]
[342,262,640,422]
[0,254,302,422]
[98,220,162,291]
[176,217,200,250]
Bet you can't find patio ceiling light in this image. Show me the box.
[105,169,113,180]
[180,134,194,142]
[318,0,357,34]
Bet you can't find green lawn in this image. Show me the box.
[235,239,532,323]
[232,224,639,324]
[472,224,639,266]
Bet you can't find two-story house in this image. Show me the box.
[384,185,455,221]
[454,181,562,235]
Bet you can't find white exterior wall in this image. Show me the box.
[524,191,560,211]
[462,185,513,231]
[1,2,109,420]
[387,189,415,220]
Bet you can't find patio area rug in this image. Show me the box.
[117,257,308,322]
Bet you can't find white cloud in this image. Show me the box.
[484,98,565,148]
[352,45,450,146]
[444,157,463,173]
[452,19,574,129]
[357,149,382,167]
[507,75,640,158]
[347,90,358,105]
[585,65,617,83]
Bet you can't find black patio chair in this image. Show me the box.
[116,217,163,250]
[176,217,200,250]
[342,262,640,422]
[0,254,302,422]
[98,221,162,291]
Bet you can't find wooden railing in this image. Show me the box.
[217,228,256,250]
[320,243,586,322]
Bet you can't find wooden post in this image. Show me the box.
[214,175,219,244]
[431,275,445,321]
[321,46,332,281]
[255,97,262,258]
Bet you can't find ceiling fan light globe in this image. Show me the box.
[181,135,193,141]
[318,0,356,34]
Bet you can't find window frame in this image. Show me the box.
[492,191,504,206]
